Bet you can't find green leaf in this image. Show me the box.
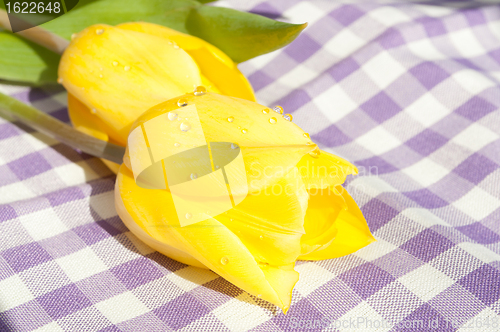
[186,6,307,63]
[0,31,60,85]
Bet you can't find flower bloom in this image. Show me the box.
[58,22,255,171]
[115,91,375,312]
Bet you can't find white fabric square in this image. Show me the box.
[458,307,499,332]
[53,161,100,187]
[349,176,398,198]
[56,247,108,282]
[33,322,65,332]
[356,126,401,155]
[405,93,451,127]
[0,275,34,311]
[398,264,455,301]
[458,243,500,264]
[96,292,149,324]
[212,293,270,332]
[362,52,406,89]
[277,65,317,89]
[452,123,499,152]
[284,1,325,25]
[294,262,335,296]
[333,301,390,331]
[402,208,450,228]
[0,182,37,205]
[369,7,412,26]
[314,85,358,123]
[324,29,365,58]
[353,238,397,261]
[402,158,449,187]
[89,191,117,219]
[407,39,446,60]
[166,266,218,292]
[452,187,500,220]
[19,208,68,241]
[452,69,496,95]
[449,29,486,57]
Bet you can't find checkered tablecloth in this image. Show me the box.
[1,0,500,331]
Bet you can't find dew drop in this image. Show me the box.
[185,213,192,219]
[168,111,178,121]
[227,116,234,123]
[241,128,248,134]
[231,143,239,150]
[262,109,269,114]
[177,98,188,107]
[90,108,97,114]
[57,78,63,84]
[71,33,76,40]
[220,257,229,265]
[112,61,118,66]
[99,67,103,71]
[190,173,198,180]
[269,117,277,124]
[180,122,191,132]
[259,235,264,240]
[215,165,220,169]
[309,147,321,159]
[173,43,180,49]
[306,141,313,145]
[273,105,284,114]
[193,86,206,96]
[99,74,103,78]
[96,28,104,35]
[124,66,131,71]
[283,114,293,122]
[303,133,310,139]
[257,294,262,298]
[174,142,180,148]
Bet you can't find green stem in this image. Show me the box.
[0,92,125,164]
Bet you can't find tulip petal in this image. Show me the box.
[59,24,205,145]
[299,186,375,260]
[116,164,300,311]
[117,22,255,102]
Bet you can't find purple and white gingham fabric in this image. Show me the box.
[1,0,500,331]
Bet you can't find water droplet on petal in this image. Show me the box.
[259,235,264,240]
[112,61,118,66]
[257,294,262,298]
[231,143,239,150]
[303,133,310,138]
[96,29,104,35]
[173,43,180,49]
[306,141,313,145]
[220,257,229,265]
[174,142,180,147]
[168,111,178,121]
[273,105,283,114]
[99,74,103,78]
[99,67,103,71]
[283,114,293,122]
[57,78,63,84]
[180,122,191,132]
[262,109,269,114]
[215,165,220,169]
[124,66,131,71]
[227,116,234,123]
[309,147,321,158]
[194,86,206,96]
[269,117,277,124]
[177,98,188,107]
[185,213,192,219]
[90,108,97,114]
[241,129,248,134]
[71,33,76,40]
[190,173,198,180]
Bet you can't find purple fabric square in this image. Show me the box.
[453,153,498,185]
[330,5,364,26]
[37,284,93,319]
[8,152,52,180]
[73,222,113,246]
[146,251,187,273]
[309,278,362,317]
[0,123,21,139]
[416,17,447,37]
[374,249,424,278]
[400,229,455,262]
[378,28,405,49]
[406,129,448,156]
[117,312,170,332]
[402,304,455,332]
[12,88,49,104]
[463,8,486,26]
[361,199,400,232]
[410,62,449,90]
[248,71,274,91]
[457,223,500,244]
[355,156,398,175]
[490,48,500,65]
[95,217,126,237]
[272,299,325,331]
[154,293,210,330]
[327,57,359,82]
[0,300,52,331]
[76,271,127,303]
[45,187,85,207]
[312,125,351,147]
[455,96,496,121]
[361,91,402,123]
[110,257,163,290]
[284,34,321,62]
[50,107,70,123]
[0,204,17,223]
[39,231,87,258]
[249,2,281,19]
[339,263,395,299]
[98,326,122,332]
[2,242,52,273]
[403,189,448,209]
[275,89,311,113]
[458,265,500,306]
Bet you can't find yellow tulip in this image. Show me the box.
[115,92,375,312]
[58,22,255,171]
